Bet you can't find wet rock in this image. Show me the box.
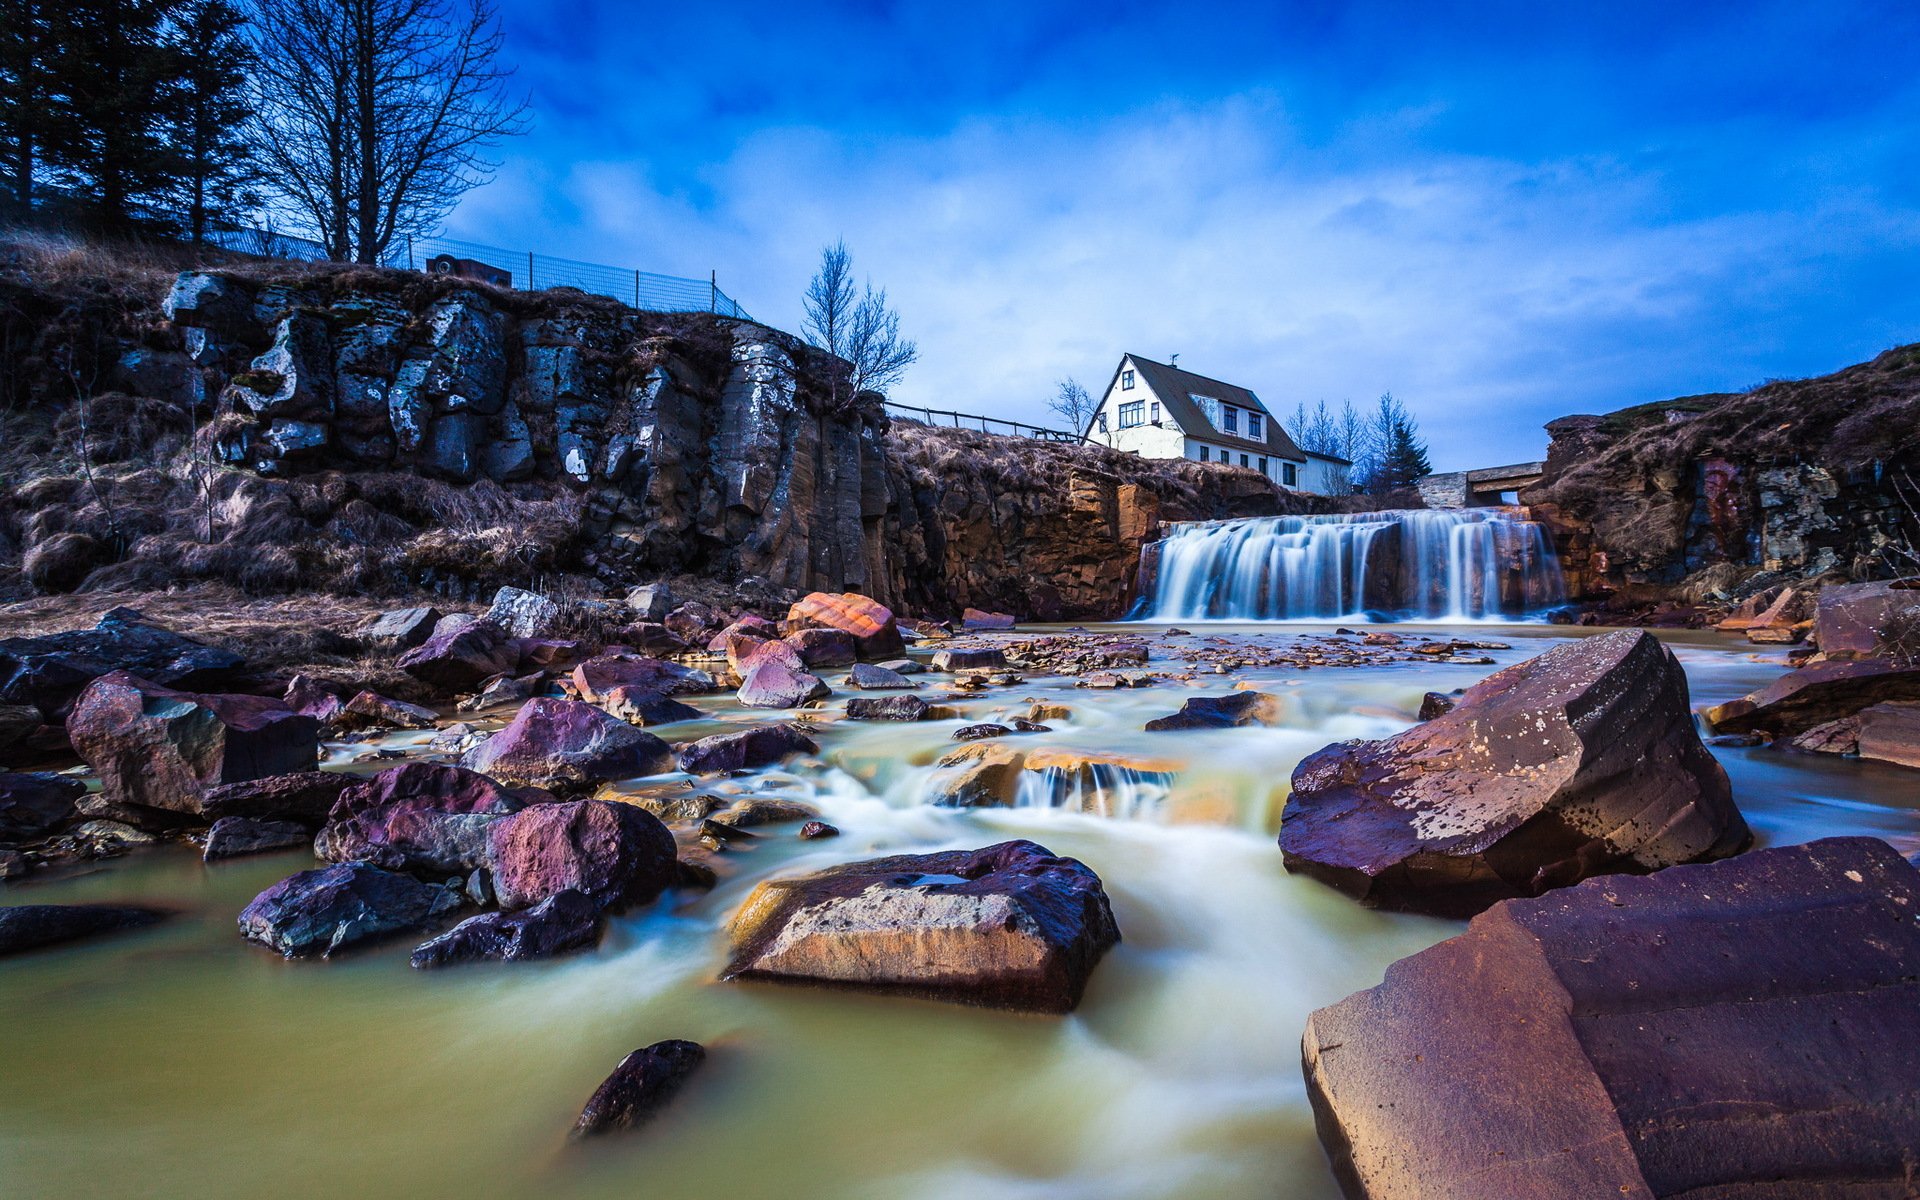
[315,762,530,875]
[238,862,462,957]
[711,798,818,828]
[785,627,857,668]
[737,660,830,709]
[599,686,704,727]
[846,662,916,689]
[1813,579,1920,658]
[572,654,712,703]
[462,698,674,791]
[486,799,678,911]
[1028,703,1072,723]
[332,690,438,732]
[675,724,818,774]
[200,770,350,825]
[1283,629,1750,916]
[409,888,602,968]
[961,608,1017,630]
[0,904,167,958]
[396,619,518,691]
[1301,837,1920,1200]
[361,606,442,649]
[786,592,905,661]
[931,647,1006,673]
[0,772,84,841]
[1705,658,1920,737]
[1745,624,1805,645]
[845,694,930,721]
[1143,691,1282,731]
[0,609,243,718]
[876,658,925,675]
[68,672,320,820]
[798,820,839,839]
[203,816,311,861]
[722,839,1120,1012]
[1417,690,1460,721]
[1785,718,1858,755]
[571,1040,707,1138]
[457,671,541,713]
[1857,701,1920,769]
[924,743,1029,807]
[953,722,1012,741]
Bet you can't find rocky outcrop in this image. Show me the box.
[1301,837,1920,1200]
[721,839,1121,1012]
[238,862,463,956]
[571,1040,707,1138]
[0,609,242,718]
[1282,630,1749,915]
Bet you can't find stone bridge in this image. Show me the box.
[1415,461,1546,509]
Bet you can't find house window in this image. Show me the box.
[1149,401,1161,424]
[1240,453,1250,467]
[1258,456,1268,475]
[1248,413,1263,439]
[1223,407,1238,434]
[1118,401,1145,428]
[1121,369,1135,390]
[1196,446,1208,462]
[1283,462,1298,487]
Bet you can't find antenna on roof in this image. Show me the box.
[1170,353,1180,367]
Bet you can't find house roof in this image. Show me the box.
[1097,354,1308,460]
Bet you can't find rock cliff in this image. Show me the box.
[0,245,1307,620]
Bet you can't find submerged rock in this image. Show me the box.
[238,863,462,957]
[675,724,818,774]
[1143,691,1282,730]
[1282,629,1749,916]
[204,816,311,861]
[409,889,602,968]
[571,1040,707,1138]
[1302,837,1920,1200]
[0,772,85,841]
[485,799,678,911]
[68,672,320,820]
[721,838,1120,1012]
[462,698,674,791]
[0,903,167,957]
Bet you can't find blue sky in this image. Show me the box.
[449,0,1920,468]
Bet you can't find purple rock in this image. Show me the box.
[409,888,602,968]
[737,660,830,709]
[462,698,675,791]
[675,724,819,774]
[485,799,678,911]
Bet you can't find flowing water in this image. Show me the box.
[4,625,1919,1200]
[1137,510,1566,622]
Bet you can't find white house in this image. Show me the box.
[1080,354,1349,494]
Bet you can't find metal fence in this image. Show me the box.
[400,234,752,320]
[884,402,1079,442]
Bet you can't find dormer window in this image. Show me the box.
[1223,407,1238,434]
[1248,413,1263,439]
[1121,369,1135,390]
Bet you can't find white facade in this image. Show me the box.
[1301,452,1351,496]
[1081,354,1339,494]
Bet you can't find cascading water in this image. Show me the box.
[1136,509,1566,622]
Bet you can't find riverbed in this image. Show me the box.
[4,624,1918,1200]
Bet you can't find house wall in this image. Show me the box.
[1303,454,1350,496]
[1084,358,1187,459]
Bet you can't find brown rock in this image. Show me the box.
[1857,701,1920,768]
[1813,579,1920,658]
[786,592,905,660]
[1704,657,1920,736]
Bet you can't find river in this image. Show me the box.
[4,623,1918,1200]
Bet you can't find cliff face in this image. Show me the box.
[1523,345,1920,606]
[0,247,1305,620]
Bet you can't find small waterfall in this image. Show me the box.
[1136,509,1565,622]
[1012,760,1175,818]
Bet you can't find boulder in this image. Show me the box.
[786,592,905,660]
[1143,691,1282,731]
[238,863,463,957]
[0,609,243,718]
[409,889,602,968]
[1857,701,1920,769]
[931,647,1006,672]
[0,702,41,749]
[953,722,1012,741]
[1417,690,1460,720]
[571,1040,707,1138]
[200,770,351,826]
[1282,629,1749,916]
[735,637,805,675]
[710,797,818,828]
[485,799,678,912]
[1786,716,1860,755]
[283,674,345,723]
[663,601,724,642]
[877,658,926,675]
[458,671,541,713]
[203,816,311,861]
[485,586,563,639]
[625,582,673,622]
[396,619,518,691]
[1301,837,1920,1200]
[675,724,818,774]
[706,617,777,651]
[360,606,442,649]
[314,762,530,875]
[609,622,685,656]
[845,694,930,721]
[799,820,839,839]
[572,654,712,703]
[847,662,916,689]
[722,839,1120,1012]
[68,672,320,819]
[599,686,704,727]
[1704,658,1920,737]
[1813,579,1920,658]
[736,660,830,709]
[0,904,167,958]
[0,771,84,841]
[784,627,857,668]
[962,608,1017,630]
[462,698,674,790]
[332,690,438,732]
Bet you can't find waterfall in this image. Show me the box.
[1136,509,1565,622]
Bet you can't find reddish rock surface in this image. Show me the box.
[462,698,674,790]
[784,627,857,668]
[1302,837,1920,1200]
[786,592,905,660]
[200,770,351,826]
[314,762,531,875]
[722,838,1120,1012]
[68,672,320,819]
[484,799,678,911]
[736,660,830,709]
[1813,579,1920,658]
[1282,630,1748,915]
[571,655,712,703]
[395,619,518,691]
[597,685,704,727]
[1704,657,1920,736]
[675,724,818,774]
[1857,701,1920,768]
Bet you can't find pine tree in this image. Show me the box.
[165,0,257,243]
[0,0,62,218]
[1361,392,1432,495]
[49,0,185,234]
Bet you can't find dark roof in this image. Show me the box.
[1105,354,1307,460]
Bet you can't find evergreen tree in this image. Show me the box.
[49,0,185,234]
[1359,392,1432,495]
[165,0,257,243]
[0,0,63,218]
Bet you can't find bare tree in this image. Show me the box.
[801,240,918,404]
[247,0,527,263]
[1048,377,1094,432]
